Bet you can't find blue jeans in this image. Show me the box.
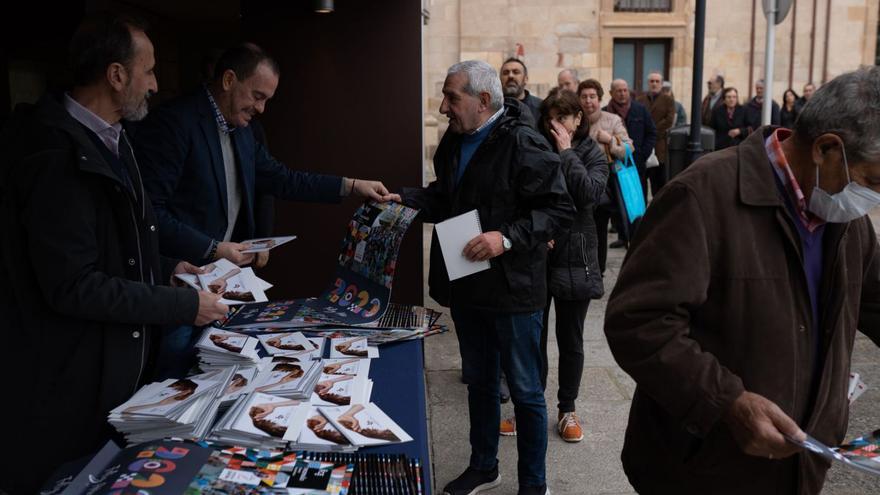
[451,306,547,487]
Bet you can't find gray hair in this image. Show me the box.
[448,60,504,111]
[559,68,579,80]
[795,66,880,163]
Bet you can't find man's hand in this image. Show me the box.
[463,231,505,262]
[216,241,255,266]
[254,250,270,269]
[350,179,402,203]
[729,128,742,138]
[724,391,806,460]
[194,291,229,326]
[171,261,204,286]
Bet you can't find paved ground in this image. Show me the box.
[419,213,880,494]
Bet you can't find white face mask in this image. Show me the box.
[808,141,880,223]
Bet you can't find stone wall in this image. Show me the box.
[421,0,878,180]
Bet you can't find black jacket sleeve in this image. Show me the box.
[21,151,199,326]
[253,140,344,203]
[501,130,575,250]
[559,139,610,210]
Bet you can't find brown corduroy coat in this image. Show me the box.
[605,128,880,494]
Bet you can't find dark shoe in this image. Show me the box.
[442,465,501,495]
[609,239,627,248]
[518,484,549,495]
[499,379,510,404]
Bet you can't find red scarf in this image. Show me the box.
[607,97,632,121]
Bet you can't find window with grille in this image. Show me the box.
[614,0,672,13]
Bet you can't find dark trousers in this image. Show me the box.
[646,162,668,199]
[540,296,590,413]
[452,306,547,487]
[594,205,613,274]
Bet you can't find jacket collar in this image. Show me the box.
[737,126,785,207]
[32,93,126,184]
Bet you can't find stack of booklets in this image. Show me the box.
[196,327,262,368]
[175,257,271,305]
[108,370,230,444]
[250,355,323,399]
[209,392,311,450]
[257,331,324,360]
[215,365,259,413]
[310,358,372,407]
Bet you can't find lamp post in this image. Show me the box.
[687,0,707,166]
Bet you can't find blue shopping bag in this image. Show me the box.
[613,143,646,224]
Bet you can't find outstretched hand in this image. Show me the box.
[350,179,401,203]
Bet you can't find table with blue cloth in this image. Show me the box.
[362,338,433,494]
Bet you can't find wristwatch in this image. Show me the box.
[501,235,512,252]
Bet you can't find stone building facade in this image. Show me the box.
[421,0,879,179]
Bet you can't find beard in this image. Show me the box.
[121,86,151,121]
[502,82,523,97]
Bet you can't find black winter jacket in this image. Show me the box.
[402,99,574,311]
[0,94,199,493]
[547,137,609,300]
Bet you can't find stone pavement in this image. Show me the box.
[419,215,880,494]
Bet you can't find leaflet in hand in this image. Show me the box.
[434,209,490,280]
[175,257,272,304]
[239,235,297,253]
[789,430,880,476]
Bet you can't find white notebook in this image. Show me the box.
[435,209,491,281]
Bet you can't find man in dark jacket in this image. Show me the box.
[402,60,573,495]
[637,72,677,197]
[745,78,781,131]
[0,14,227,493]
[605,79,656,246]
[500,57,543,129]
[701,74,725,126]
[605,67,880,494]
[136,42,396,268]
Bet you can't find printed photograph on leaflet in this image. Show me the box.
[252,360,313,394]
[257,331,317,357]
[320,403,413,447]
[329,336,379,359]
[231,393,308,442]
[198,263,267,305]
[186,447,297,493]
[220,366,258,403]
[198,328,259,356]
[299,406,352,447]
[310,369,369,407]
[240,235,297,253]
[112,378,205,417]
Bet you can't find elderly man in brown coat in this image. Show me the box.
[606,66,880,494]
[637,71,676,198]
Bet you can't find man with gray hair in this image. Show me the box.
[401,60,574,495]
[557,68,579,92]
[605,67,880,493]
[745,78,781,131]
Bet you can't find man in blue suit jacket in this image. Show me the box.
[136,43,397,267]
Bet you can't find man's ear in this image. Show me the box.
[479,92,492,112]
[811,133,844,165]
[222,69,237,91]
[107,62,127,92]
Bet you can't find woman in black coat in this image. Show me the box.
[502,88,608,441]
[711,87,748,149]
[780,88,800,129]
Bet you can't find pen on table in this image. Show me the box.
[413,458,423,495]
